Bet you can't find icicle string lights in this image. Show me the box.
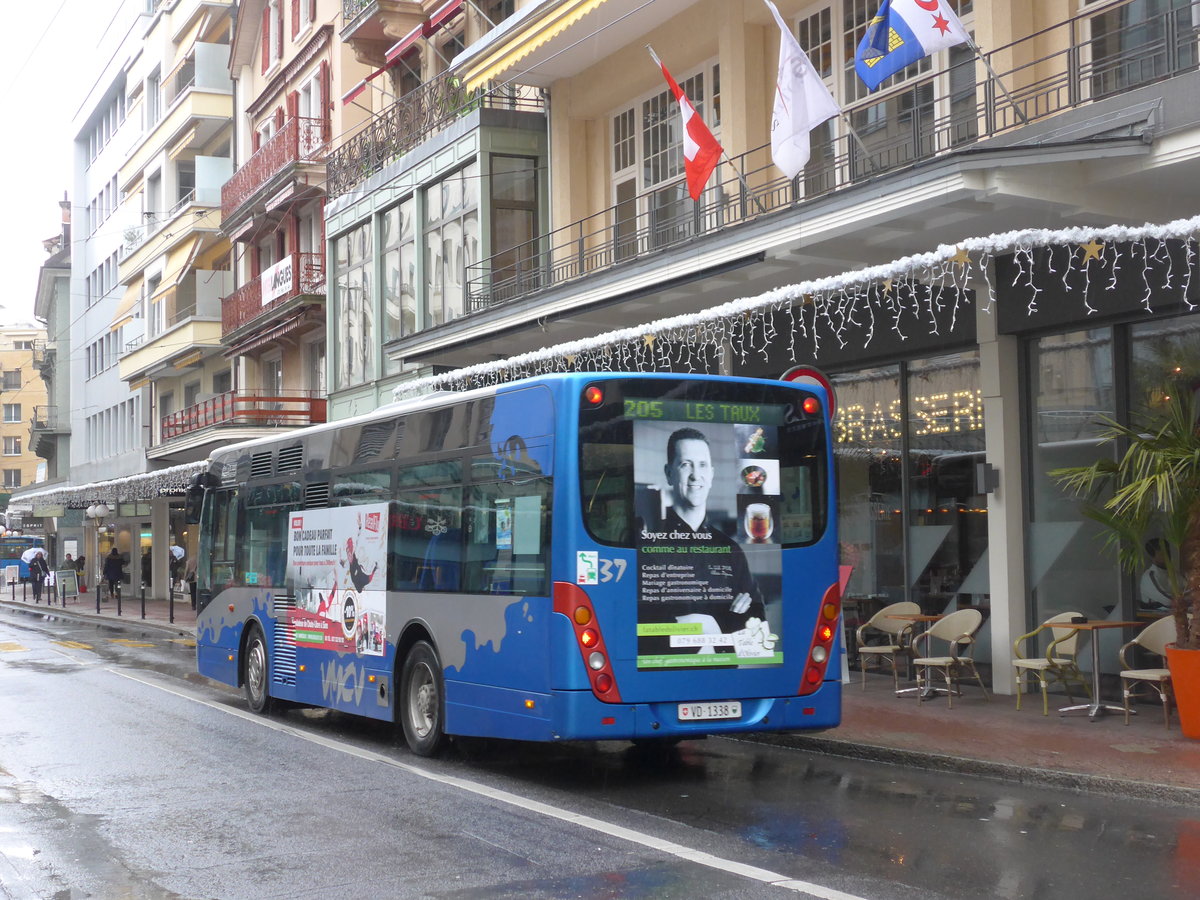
[394,216,1200,401]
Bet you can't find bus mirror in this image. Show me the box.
[185,471,219,525]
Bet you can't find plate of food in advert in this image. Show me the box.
[741,465,768,489]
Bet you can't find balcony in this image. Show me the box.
[30,406,68,461]
[327,75,544,198]
[160,391,327,440]
[31,341,54,375]
[464,0,1200,311]
[341,0,425,58]
[222,117,326,226]
[222,251,326,335]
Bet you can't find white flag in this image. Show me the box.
[765,0,841,178]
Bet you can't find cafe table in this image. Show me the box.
[1058,620,1141,720]
[891,613,945,699]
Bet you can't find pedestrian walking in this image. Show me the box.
[102,548,125,602]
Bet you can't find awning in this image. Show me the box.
[456,0,693,90]
[155,237,201,300]
[386,24,423,64]
[111,281,142,332]
[343,25,423,106]
[423,0,463,37]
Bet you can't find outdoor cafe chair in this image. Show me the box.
[855,601,919,691]
[1118,614,1175,728]
[1012,611,1092,715]
[912,607,989,708]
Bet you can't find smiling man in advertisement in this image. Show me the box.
[634,411,784,669]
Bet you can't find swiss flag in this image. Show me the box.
[657,59,722,201]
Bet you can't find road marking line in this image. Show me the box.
[52,640,93,650]
[168,638,197,647]
[109,639,156,647]
[0,641,29,652]
[110,669,869,900]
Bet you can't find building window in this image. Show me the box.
[334,222,374,389]
[213,369,232,395]
[424,162,479,328]
[382,197,418,346]
[2,470,20,488]
[146,69,161,127]
[13,340,34,351]
[2,370,20,390]
[2,404,20,423]
[490,156,538,295]
[3,437,21,456]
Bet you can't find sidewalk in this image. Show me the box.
[0,580,195,636]
[782,671,1200,805]
[2,590,1196,803]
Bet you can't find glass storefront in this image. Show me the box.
[832,351,987,616]
[1027,313,1200,670]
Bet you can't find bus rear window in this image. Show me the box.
[579,379,828,548]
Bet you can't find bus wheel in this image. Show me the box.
[244,624,273,715]
[400,641,447,757]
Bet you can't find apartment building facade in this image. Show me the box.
[324,0,1200,688]
[218,0,373,430]
[0,326,51,514]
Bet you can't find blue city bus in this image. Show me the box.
[0,535,46,579]
[190,373,840,755]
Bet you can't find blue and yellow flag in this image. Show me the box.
[854,0,970,91]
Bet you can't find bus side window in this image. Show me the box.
[390,486,463,592]
[464,478,551,595]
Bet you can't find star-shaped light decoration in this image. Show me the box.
[951,246,971,267]
[564,354,576,366]
[1080,239,1103,262]
[882,278,894,294]
[643,333,657,346]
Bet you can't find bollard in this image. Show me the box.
[117,582,123,616]
[95,578,101,613]
[141,584,146,620]
[169,585,175,624]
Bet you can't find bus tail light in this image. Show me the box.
[554,581,622,702]
[798,581,841,696]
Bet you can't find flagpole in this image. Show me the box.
[646,45,767,214]
[837,112,883,175]
[966,37,1028,125]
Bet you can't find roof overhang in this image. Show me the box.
[454,0,695,90]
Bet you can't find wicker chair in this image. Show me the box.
[912,608,989,708]
[1118,615,1175,728]
[855,601,918,691]
[1012,611,1091,715]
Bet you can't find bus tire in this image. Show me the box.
[243,624,273,715]
[400,641,447,757]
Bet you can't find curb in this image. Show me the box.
[0,599,194,639]
[741,731,1200,807]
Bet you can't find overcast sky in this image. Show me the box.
[0,0,126,328]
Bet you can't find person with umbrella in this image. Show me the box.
[169,545,185,593]
[25,548,50,604]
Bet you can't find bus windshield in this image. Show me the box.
[578,377,828,549]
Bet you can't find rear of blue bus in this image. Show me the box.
[550,374,840,741]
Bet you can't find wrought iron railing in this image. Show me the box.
[222,116,326,219]
[327,76,543,197]
[160,390,327,440]
[31,406,61,430]
[221,251,326,334]
[464,0,1200,311]
[342,0,374,25]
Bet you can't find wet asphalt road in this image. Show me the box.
[2,605,1199,900]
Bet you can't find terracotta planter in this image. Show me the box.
[1165,645,1200,739]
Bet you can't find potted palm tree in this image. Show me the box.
[1053,386,1200,737]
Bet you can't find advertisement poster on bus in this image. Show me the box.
[631,399,784,669]
[287,504,388,657]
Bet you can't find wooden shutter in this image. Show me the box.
[276,1,285,59]
[260,6,271,73]
[275,106,285,130]
[319,60,331,143]
[252,128,261,153]
[286,91,299,121]
[291,0,300,38]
